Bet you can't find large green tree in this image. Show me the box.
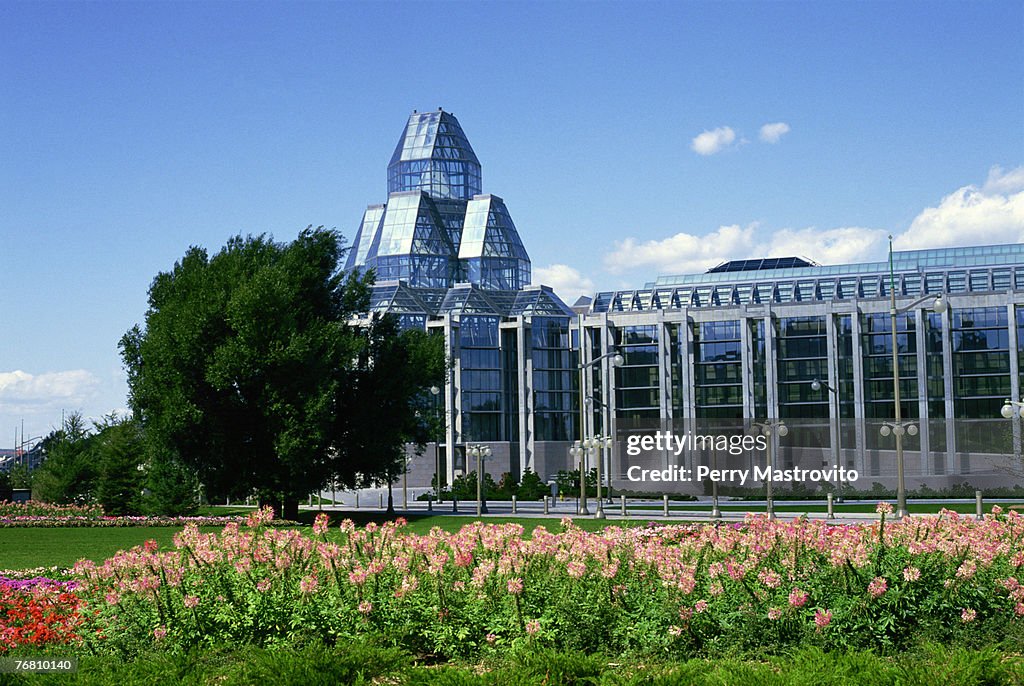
[120,228,441,519]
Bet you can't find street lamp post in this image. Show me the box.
[885,235,948,519]
[590,435,613,519]
[467,444,491,517]
[576,338,624,517]
[569,440,588,515]
[430,385,442,503]
[811,378,843,502]
[754,420,788,519]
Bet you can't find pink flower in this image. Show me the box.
[256,579,271,593]
[961,608,976,623]
[868,577,887,598]
[876,501,893,515]
[788,588,808,608]
[758,569,781,589]
[153,626,167,640]
[814,609,832,629]
[567,560,586,578]
[358,600,373,615]
[992,505,1004,515]
[768,607,783,620]
[299,575,318,594]
[903,566,921,582]
[694,600,708,614]
[486,633,498,645]
[313,513,330,536]
[183,595,199,608]
[668,625,684,637]
[956,560,977,580]
[507,578,524,595]
[525,619,540,635]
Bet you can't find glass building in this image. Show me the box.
[585,245,1024,493]
[348,110,578,486]
[354,110,1024,494]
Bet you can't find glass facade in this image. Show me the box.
[614,326,660,422]
[388,110,481,201]
[355,110,1024,492]
[350,109,531,291]
[777,316,829,420]
[860,313,918,420]
[532,318,576,441]
[694,321,743,420]
[460,195,531,290]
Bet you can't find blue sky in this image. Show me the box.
[2,0,1022,443]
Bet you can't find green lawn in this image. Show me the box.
[0,527,223,571]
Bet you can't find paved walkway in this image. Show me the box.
[306,496,1007,526]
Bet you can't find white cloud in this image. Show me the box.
[759,122,791,144]
[604,224,760,275]
[767,226,886,265]
[893,165,1024,251]
[691,126,737,156]
[983,165,1024,194]
[601,166,1024,281]
[532,264,596,306]
[0,369,100,413]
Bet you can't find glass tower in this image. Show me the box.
[348,109,529,292]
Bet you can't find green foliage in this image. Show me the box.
[447,471,499,501]
[0,470,11,501]
[142,453,200,516]
[555,468,598,497]
[516,469,548,500]
[5,642,1023,685]
[8,462,32,490]
[31,412,97,505]
[120,229,444,520]
[92,416,146,516]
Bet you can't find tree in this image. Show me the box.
[333,318,446,511]
[92,415,146,516]
[142,452,199,516]
[120,228,442,520]
[0,471,12,502]
[32,412,97,504]
[8,463,32,490]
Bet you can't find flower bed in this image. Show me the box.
[60,505,1024,659]
[0,501,104,518]
[0,578,84,652]
[0,501,295,528]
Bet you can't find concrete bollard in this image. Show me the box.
[976,490,984,520]
[452,498,458,513]
[621,495,627,517]
[663,494,670,517]
[308,494,313,508]
[427,495,433,512]
[543,495,549,515]
[379,494,384,509]
[512,495,517,515]
[827,493,835,519]
[355,493,359,509]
